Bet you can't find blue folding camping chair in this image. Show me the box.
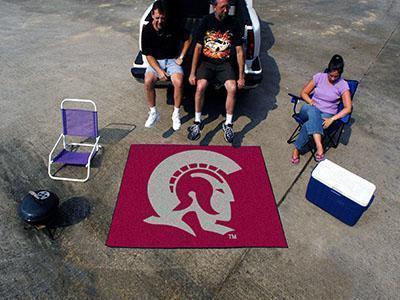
[287,79,359,154]
[48,99,100,182]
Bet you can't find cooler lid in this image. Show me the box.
[311,159,376,207]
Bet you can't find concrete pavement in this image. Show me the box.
[0,0,399,298]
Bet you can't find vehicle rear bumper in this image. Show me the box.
[131,52,263,89]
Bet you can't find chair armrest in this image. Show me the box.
[49,134,64,162]
[288,93,303,102]
[86,136,101,167]
[288,93,305,115]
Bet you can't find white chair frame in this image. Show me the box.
[48,99,101,182]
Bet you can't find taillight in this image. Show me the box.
[246,28,255,59]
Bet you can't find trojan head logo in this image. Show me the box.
[144,150,241,236]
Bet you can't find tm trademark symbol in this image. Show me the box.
[228,233,237,239]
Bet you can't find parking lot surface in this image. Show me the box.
[1,0,399,298]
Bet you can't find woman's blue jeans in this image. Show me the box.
[294,104,333,150]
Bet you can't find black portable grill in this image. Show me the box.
[19,190,59,239]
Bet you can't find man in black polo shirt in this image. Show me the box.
[142,1,191,130]
[188,0,245,143]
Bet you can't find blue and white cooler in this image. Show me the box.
[306,159,376,226]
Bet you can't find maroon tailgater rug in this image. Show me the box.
[106,144,287,248]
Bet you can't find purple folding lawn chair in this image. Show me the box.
[48,99,100,182]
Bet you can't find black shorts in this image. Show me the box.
[196,61,236,84]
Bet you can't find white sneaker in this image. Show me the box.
[145,110,160,128]
[172,112,181,131]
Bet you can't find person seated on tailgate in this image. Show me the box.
[291,54,352,164]
[187,0,245,143]
[141,1,191,131]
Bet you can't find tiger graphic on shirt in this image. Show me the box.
[203,30,233,60]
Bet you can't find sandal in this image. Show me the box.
[291,156,300,165]
[315,153,325,162]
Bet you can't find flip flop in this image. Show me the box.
[291,156,300,165]
[315,153,325,162]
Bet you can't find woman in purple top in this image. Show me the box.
[291,55,352,164]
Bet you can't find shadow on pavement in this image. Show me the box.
[44,197,91,239]
[232,20,280,147]
[99,123,136,145]
[51,197,91,228]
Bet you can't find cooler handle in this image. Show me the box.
[330,189,342,197]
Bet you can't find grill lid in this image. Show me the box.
[19,190,59,224]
